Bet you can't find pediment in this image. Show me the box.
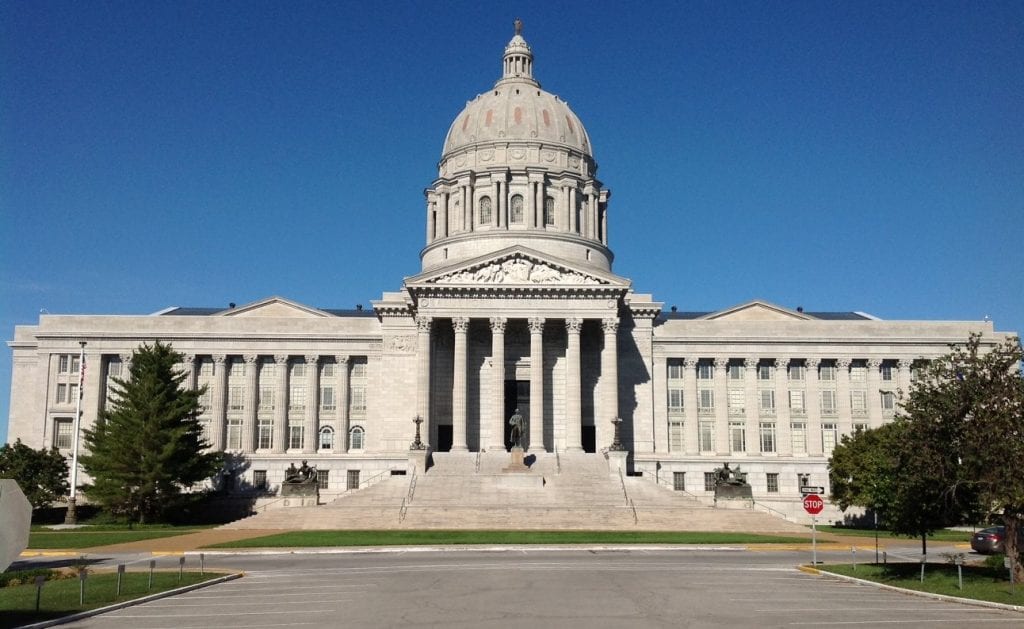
[216,296,331,318]
[406,247,629,289]
[701,300,812,322]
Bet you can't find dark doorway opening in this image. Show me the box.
[436,425,453,452]
[581,425,596,453]
[504,380,530,450]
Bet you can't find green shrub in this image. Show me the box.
[0,568,58,588]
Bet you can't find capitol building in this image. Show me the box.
[6,25,1012,522]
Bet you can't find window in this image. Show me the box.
[510,194,524,223]
[881,363,894,382]
[788,362,805,381]
[822,422,838,456]
[759,422,776,453]
[320,385,336,412]
[789,390,805,413]
[819,361,836,381]
[56,383,68,404]
[854,422,869,433]
[253,470,268,491]
[729,420,746,452]
[199,358,213,377]
[851,390,866,414]
[759,389,776,412]
[289,425,304,450]
[667,388,684,414]
[226,418,242,450]
[697,362,714,380]
[850,361,867,382]
[319,426,335,450]
[820,390,837,415]
[881,391,896,412]
[68,384,79,402]
[757,363,773,380]
[228,385,244,412]
[727,362,743,380]
[699,420,715,452]
[766,473,779,493]
[543,196,555,225]
[58,355,70,373]
[258,418,273,450]
[292,362,306,378]
[107,358,122,378]
[316,469,330,490]
[349,425,365,450]
[259,387,275,411]
[321,362,335,378]
[668,421,684,452]
[698,389,714,411]
[704,472,717,492]
[667,360,684,380]
[350,388,366,414]
[53,418,73,449]
[791,421,807,454]
[673,472,686,491]
[347,469,361,490]
[727,389,744,413]
[479,196,492,224]
[289,384,306,412]
[350,358,367,415]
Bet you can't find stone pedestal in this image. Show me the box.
[714,483,753,508]
[503,446,530,473]
[607,450,628,477]
[408,448,430,476]
[281,481,319,506]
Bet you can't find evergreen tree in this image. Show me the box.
[0,439,69,509]
[80,341,221,523]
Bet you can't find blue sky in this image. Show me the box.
[2,1,1022,442]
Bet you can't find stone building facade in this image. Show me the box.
[5,26,1013,521]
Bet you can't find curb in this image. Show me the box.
[189,544,752,556]
[17,572,243,629]
[802,566,1024,614]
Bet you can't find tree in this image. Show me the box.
[80,341,222,523]
[0,439,69,509]
[903,334,1023,581]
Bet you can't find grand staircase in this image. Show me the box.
[221,452,807,533]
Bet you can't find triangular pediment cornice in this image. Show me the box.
[404,246,631,298]
[700,300,812,322]
[215,296,332,318]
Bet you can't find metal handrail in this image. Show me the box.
[406,468,417,505]
[474,451,481,473]
[618,468,629,505]
[555,451,561,474]
[654,475,701,500]
[358,467,399,490]
[398,497,408,523]
[251,496,290,514]
[752,499,791,521]
[629,498,639,524]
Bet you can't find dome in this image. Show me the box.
[440,23,593,168]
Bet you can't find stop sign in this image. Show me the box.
[803,494,824,515]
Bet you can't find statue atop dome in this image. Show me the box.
[514,17,522,36]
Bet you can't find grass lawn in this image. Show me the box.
[29,527,209,549]
[817,562,1023,606]
[0,571,223,629]
[817,526,971,543]
[206,529,809,548]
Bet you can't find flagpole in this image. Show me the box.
[64,341,86,525]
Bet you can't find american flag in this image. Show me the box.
[79,353,86,399]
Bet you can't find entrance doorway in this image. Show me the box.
[581,425,596,453]
[504,380,530,450]
[436,425,453,452]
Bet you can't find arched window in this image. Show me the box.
[319,426,334,450]
[479,196,492,225]
[349,425,365,450]
[510,194,524,224]
[543,196,555,226]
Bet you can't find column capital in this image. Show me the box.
[452,317,470,333]
[528,317,545,334]
[896,359,910,369]
[489,317,507,333]
[565,317,583,334]
[274,354,289,364]
[180,353,196,364]
[836,358,852,369]
[335,355,350,365]
[601,318,619,334]
[775,357,790,369]
[304,354,319,365]
[416,315,433,332]
[212,354,227,365]
[713,357,728,369]
[743,357,757,369]
[244,354,259,364]
[806,357,821,369]
[867,358,883,369]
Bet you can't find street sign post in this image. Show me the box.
[803,494,825,565]
[800,486,825,495]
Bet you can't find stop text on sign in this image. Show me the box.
[803,494,824,515]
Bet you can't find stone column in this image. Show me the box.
[744,357,758,454]
[601,318,619,450]
[683,357,699,455]
[805,358,823,456]
[461,185,469,232]
[528,181,537,228]
[242,355,258,453]
[565,318,584,452]
[490,317,507,451]
[775,358,792,455]
[303,355,319,454]
[451,317,469,451]
[426,199,434,243]
[569,187,578,234]
[439,192,449,238]
[713,358,729,455]
[336,355,350,453]
[897,359,912,398]
[211,354,227,453]
[867,359,883,428]
[415,317,432,449]
[652,354,669,454]
[528,317,545,452]
[180,354,197,390]
[836,358,853,439]
[273,354,289,454]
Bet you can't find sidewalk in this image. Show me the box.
[75,528,283,554]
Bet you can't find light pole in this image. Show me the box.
[64,341,87,525]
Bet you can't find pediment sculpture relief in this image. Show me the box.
[433,257,602,285]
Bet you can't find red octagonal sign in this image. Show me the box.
[803,494,824,515]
